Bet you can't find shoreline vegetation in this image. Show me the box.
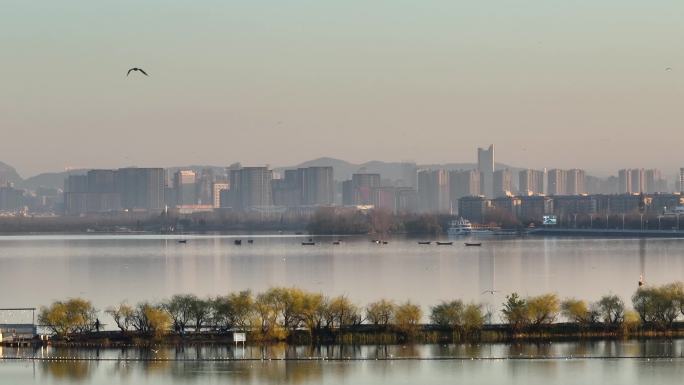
[1,208,681,236]
[26,283,684,348]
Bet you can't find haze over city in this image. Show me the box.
[3,0,684,177]
[5,2,684,385]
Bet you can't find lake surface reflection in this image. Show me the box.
[3,342,684,385]
[3,340,684,361]
[1,234,684,323]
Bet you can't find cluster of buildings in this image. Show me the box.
[61,165,338,216]
[63,168,166,214]
[430,145,684,224]
[1,145,684,223]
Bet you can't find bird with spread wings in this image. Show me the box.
[127,67,149,77]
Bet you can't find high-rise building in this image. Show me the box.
[349,173,381,205]
[272,167,334,207]
[518,169,545,196]
[64,175,88,214]
[195,169,215,205]
[680,168,684,193]
[449,170,480,209]
[618,169,631,194]
[397,162,418,188]
[493,169,513,198]
[565,169,586,195]
[395,187,418,213]
[87,169,117,193]
[272,170,301,207]
[341,180,354,205]
[477,145,494,198]
[519,196,553,222]
[417,169,450,213]
[116,168,165,211]
[547,169,567,196]
[64,168,165,214]
[86,169,120,212]
[491,196,521,217]
[630,169,645,194]
[301,167,334,205]
[229,167,273,210]
[212,182,229,208]
[371,186,398,212]
[173,170,197,206]
[644,169,664,193]
[458,196,490,224]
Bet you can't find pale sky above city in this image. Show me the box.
[2,0,684,177]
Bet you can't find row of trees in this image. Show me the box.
[501,293,635,332]
[38,283,684,340]
[306,207,454,235]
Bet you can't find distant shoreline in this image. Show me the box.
[10,324,684,349]
[2,230,684,239]
[528,228,684,238]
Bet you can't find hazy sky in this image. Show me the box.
[2,0,683,177]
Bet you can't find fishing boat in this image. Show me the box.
[302,241,316,246]
[234,239,242,245]
[418,241,431,245]
[465,242,482,247]
[177,240,187,244]
[436,241,453,246]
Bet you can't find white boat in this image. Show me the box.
[447,218,472,236]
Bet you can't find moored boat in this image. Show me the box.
[447,218,472,236]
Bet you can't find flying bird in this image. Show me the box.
[127,67,149,77]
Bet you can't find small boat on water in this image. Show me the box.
[247,239,254,244]
[302,242,316,246]
[447,218,472,236]
[418,241,431,245]
[177,240,187,244]
[465,242,482,247]
[382,241,389,245]
[234,240,242,245]
[332,241,341,245]
[436,241,453,246]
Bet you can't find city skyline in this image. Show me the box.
[2,152,684,181]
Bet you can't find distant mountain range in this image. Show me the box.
[1,158,522,191]
[278,157,521,182]
[0,161,23,186]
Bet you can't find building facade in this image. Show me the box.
[228,167,273,210]
[417,169,450,213]
[565,169,586,195]
[547,169,567,196]
[477,145,494,198]
[518,169,545,196]
[493,169,513,198]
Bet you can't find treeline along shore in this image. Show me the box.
[1,208,681,236]
[28,282,684,347]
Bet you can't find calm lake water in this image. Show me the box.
[1,234,684,322]
[2,234,684,383]
[3,340,684,385]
